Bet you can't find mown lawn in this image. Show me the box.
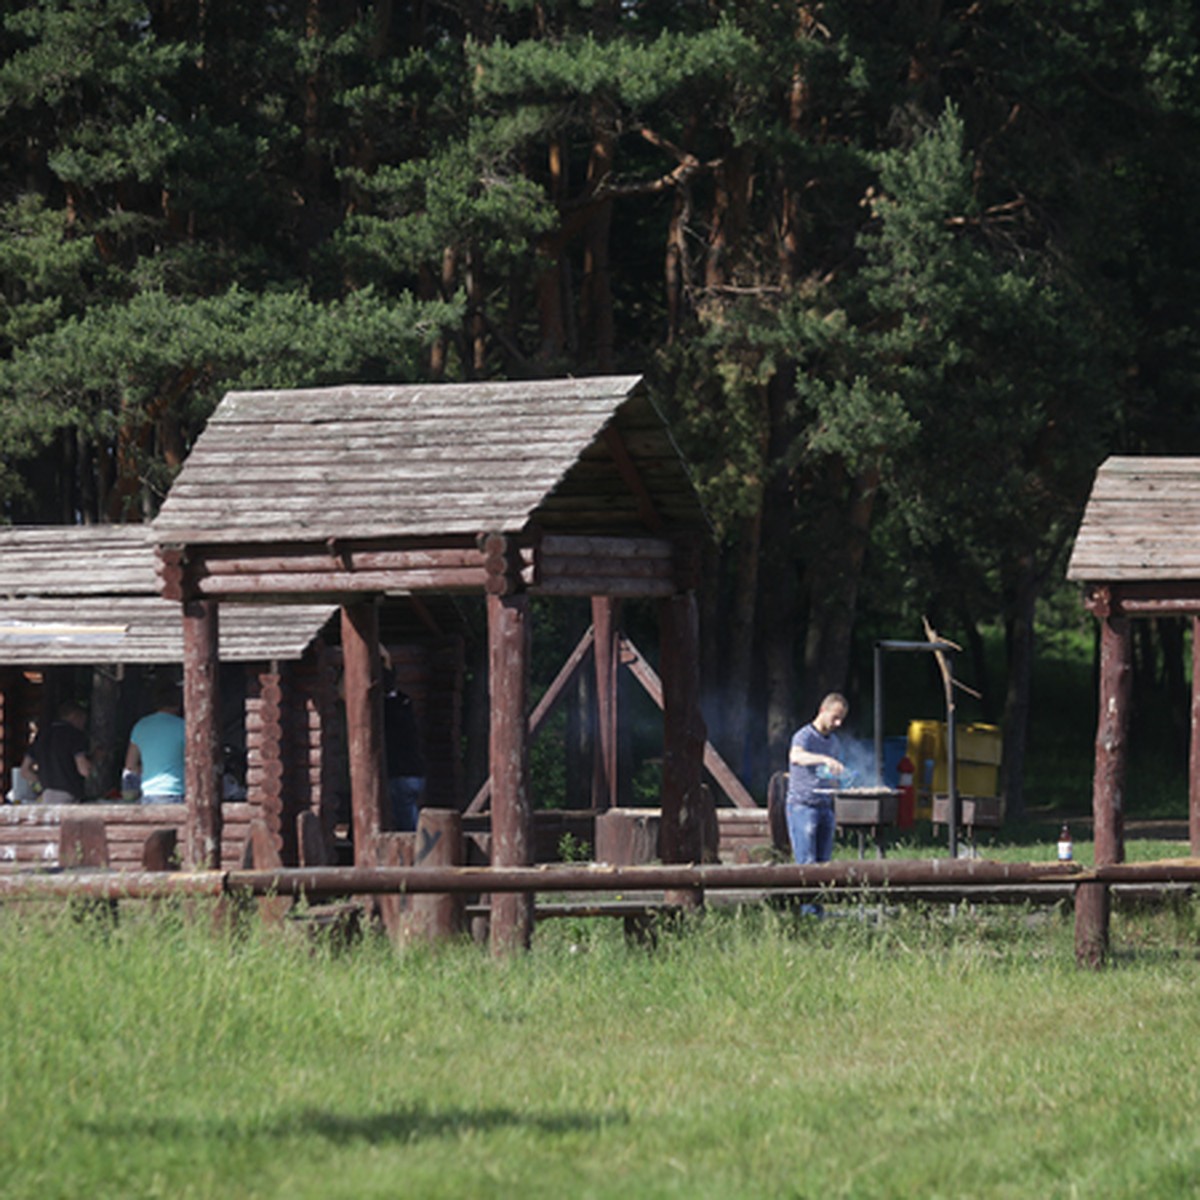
[3,890,1200,1200]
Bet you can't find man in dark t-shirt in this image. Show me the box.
[21,701,93,803]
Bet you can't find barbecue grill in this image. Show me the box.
[816,785,899,858]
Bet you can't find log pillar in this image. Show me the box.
[592,595,620,810]
[659,591,707,910]
[1078,612,1132,967]
[0,666,21,792]
[341,600,386,869]
[488,591,533,953]
[1075,882,1110,970]
[1092,614,1131,868]
[1191,616,1200,857]
[183,599,222,869]
[248,663,286,863]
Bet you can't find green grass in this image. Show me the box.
[4,898,1200,1199]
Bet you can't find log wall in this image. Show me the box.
[0,802,255,871]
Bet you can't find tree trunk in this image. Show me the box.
[761,370,799,783]
[723,506,762,783]
[1000,554,1037,821]
[801,466,879,713]
[581,100,615,371]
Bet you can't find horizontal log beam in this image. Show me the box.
[190,568,495,597]
[539,534,674,560]
[0,858,1086,901]
[1084,581,1200,618]
[200,548,488,576]
[538,554,674,581]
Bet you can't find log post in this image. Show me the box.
[183,598,222,869]
[249,663,287,863]
[1074,882,1110,970]
[1079,612,1132,966]
[0,666,21,795]
[659,590,707,910]
[488,591,533,953]
[407,808,465,942]
[1191,616,1200,857]
[592,595,620,810]
[341,600,386,869]
[1093,614,1131,867]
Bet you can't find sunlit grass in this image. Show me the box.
[3,897,1200,1199]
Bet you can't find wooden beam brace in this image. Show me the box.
[467,626,597,814]
[620,635,759,810]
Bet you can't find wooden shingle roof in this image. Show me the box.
[0,527,334,663]
[1067,457,1200,583]
[151,376,707,546]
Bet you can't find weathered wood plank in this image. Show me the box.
[1068,456,1200,583]
[212,378,640,423]
[539,534,673,559]
[201,548,486,575]
[151,375,710,550]
[194,567,496,597]
[538,554,675,581]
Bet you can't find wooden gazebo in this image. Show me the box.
[1068,456,1200,866]
[150,375,712,950]
[0,525,340,868]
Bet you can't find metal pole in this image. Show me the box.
[946,686,959,859]
[873,644,884,785]
[873,639,960,850]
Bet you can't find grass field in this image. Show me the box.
[3,624,1195,1198]
[4,893,1200,1200]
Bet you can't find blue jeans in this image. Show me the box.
[786,801,835,916]
[389,776,424,832]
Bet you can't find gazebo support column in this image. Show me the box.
[341,600,386,868]
[0,667,21,791]
[182,598,222,869]
[1092,614,1131,866]
[592,596,619,810]
[1191,616,1200,857]
[659,591,707,910]
[488,591,532,953]
[1079,612,1132,966]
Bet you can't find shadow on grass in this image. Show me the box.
[80,1101,629,1146]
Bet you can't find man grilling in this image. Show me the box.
[785,692,848,871]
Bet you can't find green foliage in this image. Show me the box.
[0,286,461,508]
[1,0,1199,798]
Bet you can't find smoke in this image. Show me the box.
[839,737,881,786]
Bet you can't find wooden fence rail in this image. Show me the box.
[3,857,1197,966]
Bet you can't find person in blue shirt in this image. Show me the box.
[786,692,849,868]
[125,681,185,804]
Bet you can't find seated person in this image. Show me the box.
[125,681,185,804]
[20,701,93,803]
